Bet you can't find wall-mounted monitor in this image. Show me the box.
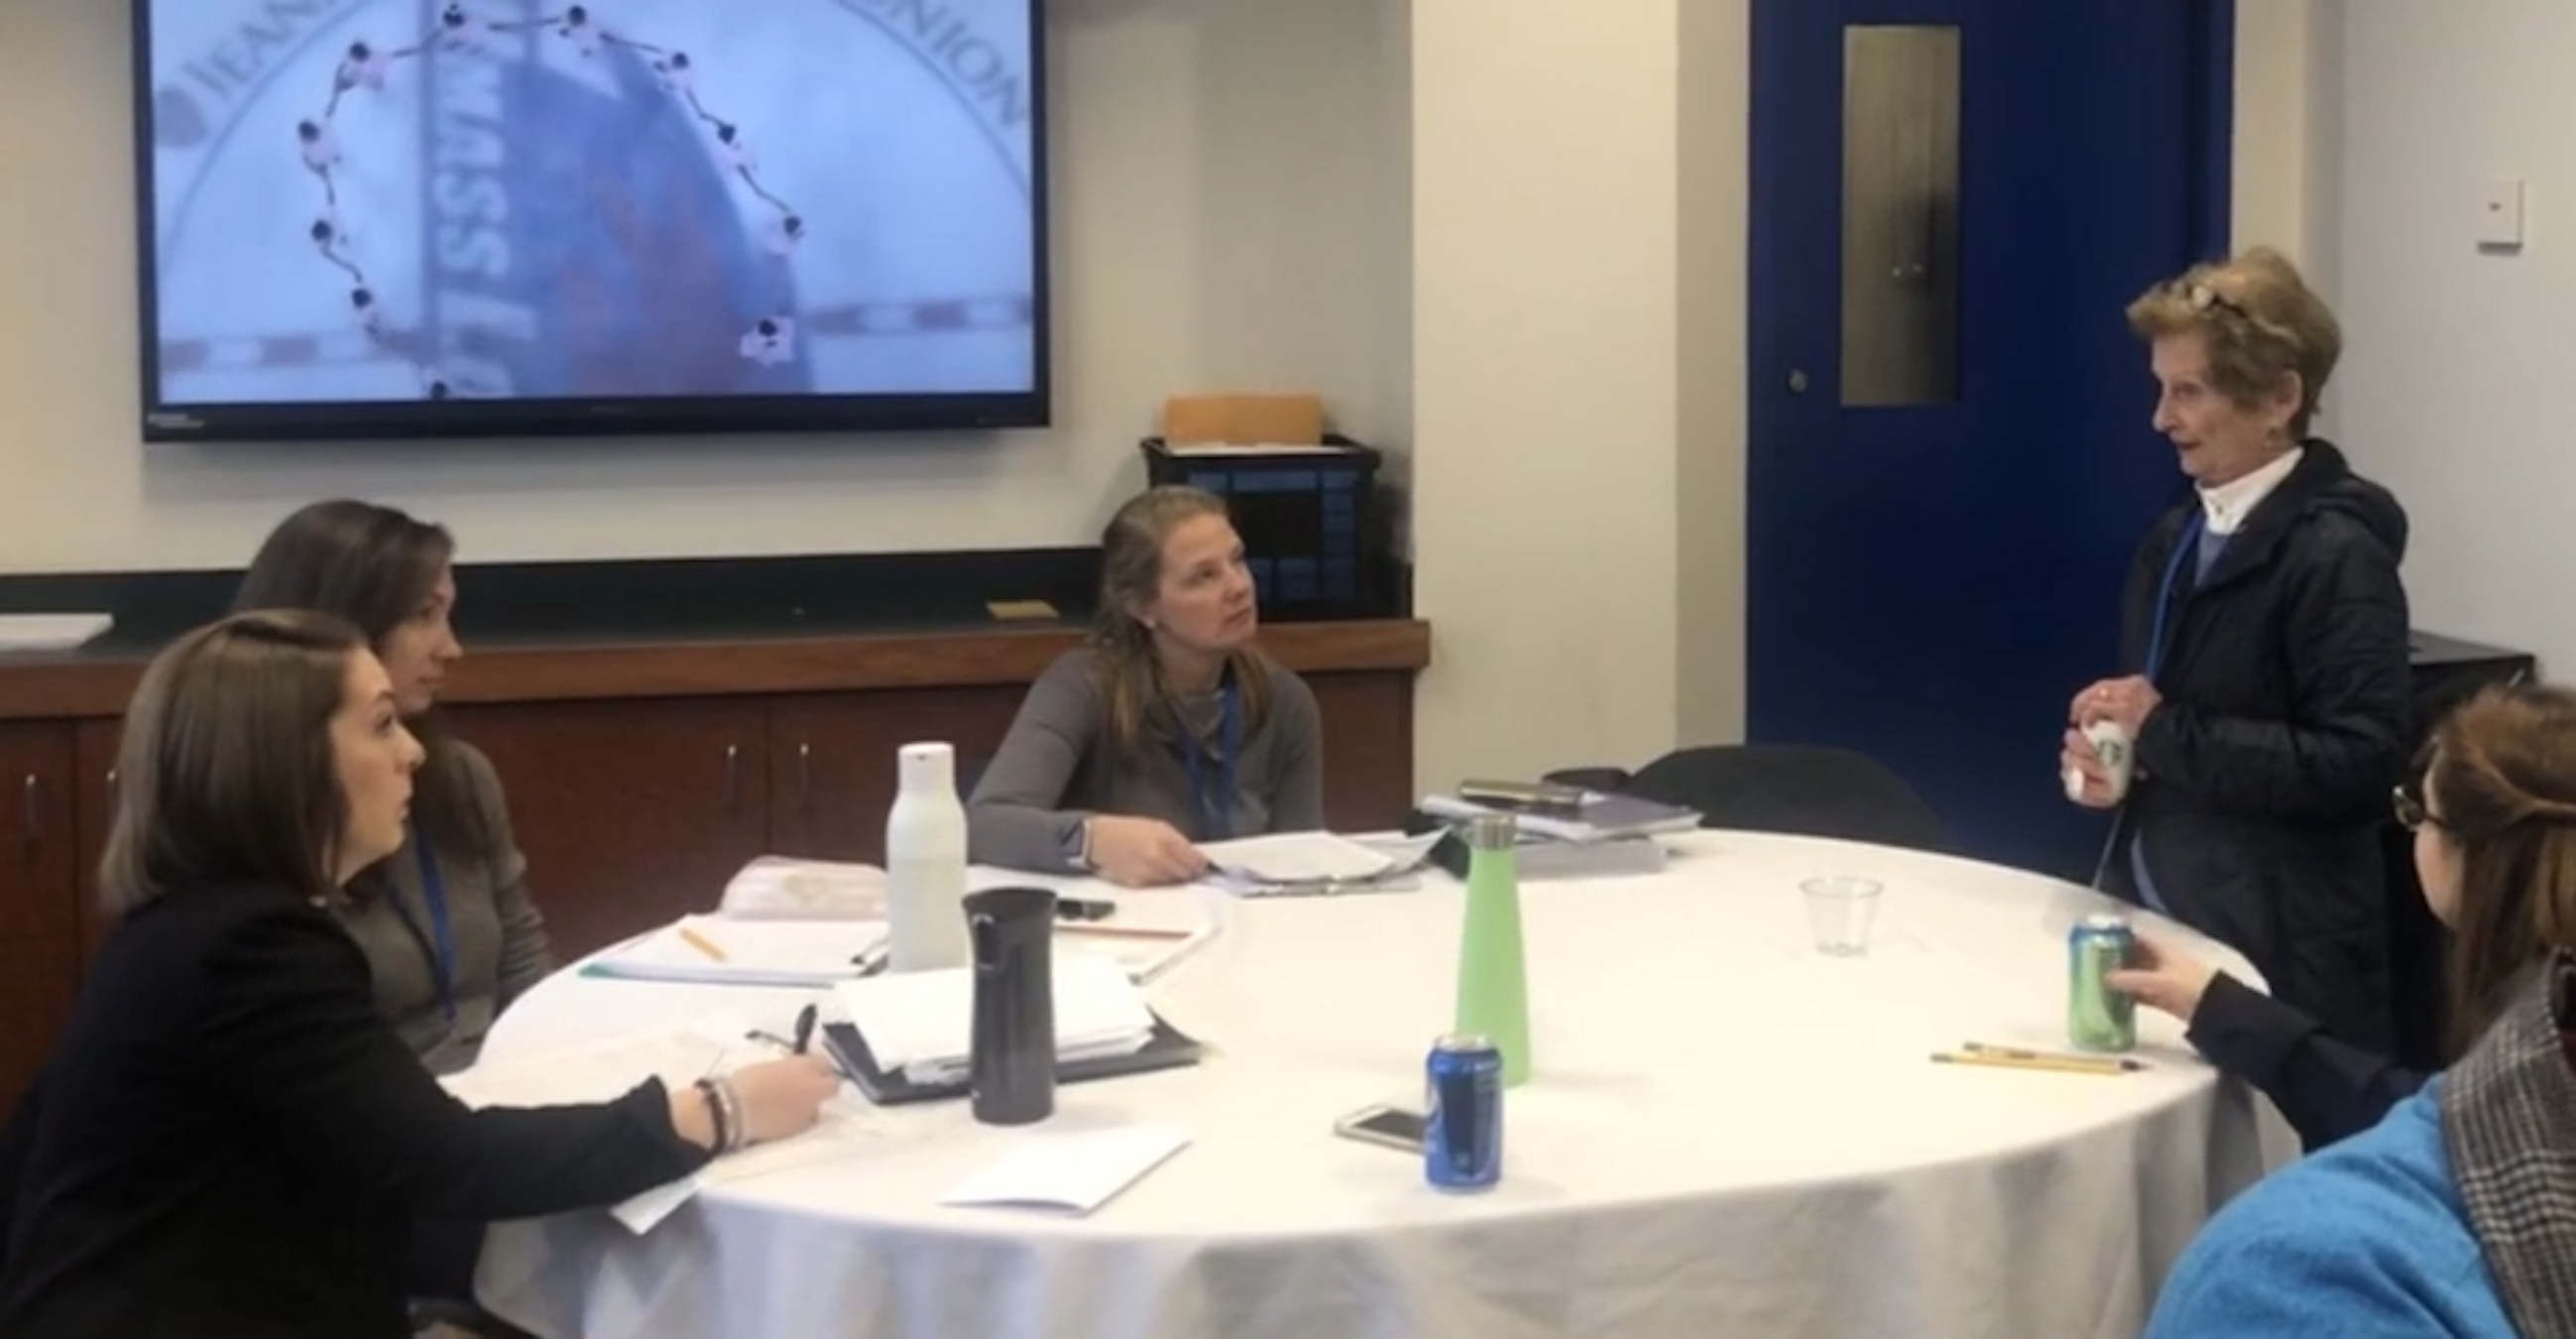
[135,0,1048,441]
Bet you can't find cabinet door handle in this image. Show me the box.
[105,767,118,802]
[723,744,741,813]
[21,774,38,841]
[797,743,812,813]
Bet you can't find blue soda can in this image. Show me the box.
[2067,913,2140,1052]
[1425,1032,1503,1191]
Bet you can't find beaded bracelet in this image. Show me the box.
[692,1077,736,1154]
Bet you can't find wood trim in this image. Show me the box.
[0,619,1432,720]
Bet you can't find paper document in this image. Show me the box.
[440,1024,887,1233]
[940,1124,1192,1215]
[719,856,888,921]
[584,914,887,987]
[1199,831,1439,896]
[0,613,111,653]
[1053,890,1222,985]
[833,953,1156,1080]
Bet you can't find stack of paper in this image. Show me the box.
[1420,790,1701,843]
[833,953,1156,1083]
[584,914,886,987]
[718,856,888,921]
[1198,831,1439,897]
[440,1024,884,1233]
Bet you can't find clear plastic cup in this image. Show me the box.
[1803,876,1883,957]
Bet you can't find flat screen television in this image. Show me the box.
[133,1,1049,442]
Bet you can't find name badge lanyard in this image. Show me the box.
[412,826,459,1024]
[2142,513,2206,685]
[1182,683,1242,842]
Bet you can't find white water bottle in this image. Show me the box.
[885,742,970,973]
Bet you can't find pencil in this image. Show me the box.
[1931,1050,2140,1076]
[677,925,731,962]
[1055,922,1195,941]
[1962,1041,2148,1072]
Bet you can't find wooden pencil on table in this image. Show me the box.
[1931,1049,2141,1076]
[1055,922,1195,941]
[1960,1040,2148,1071]
[677,925,731,962]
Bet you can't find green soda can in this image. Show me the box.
[2067,913,2139,1052]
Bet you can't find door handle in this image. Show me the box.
[723,744,740,814]
[797,742,812,813]
[21,774,38,842]
[1788,368,1811,394]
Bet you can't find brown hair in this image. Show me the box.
[233,500,486,863]
[1088,485,1272,757]
[2423,683,2576,1056]
[2125,246,2343,438]
[100,610,367,916]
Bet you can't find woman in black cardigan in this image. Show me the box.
[0,611,839,1339]
[2108,683,2576,1150]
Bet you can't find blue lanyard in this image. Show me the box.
[2142,513,2205,685]
[1181,682,1242,842]
[411,828,458,1024]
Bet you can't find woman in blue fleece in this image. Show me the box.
[2106,685,2575,1150]
[2146,685,2576,1336]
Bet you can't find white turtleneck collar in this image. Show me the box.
[2197,445,2302,537]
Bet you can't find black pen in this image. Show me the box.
[792,1002,818,1055]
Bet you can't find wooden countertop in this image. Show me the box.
[0,618,1434,721]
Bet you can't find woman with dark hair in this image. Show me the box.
[968,486,1326,887]
[233,500,542,1076]
[0,611,839,1339]
[2109,683,2575,1152]
[2143,682,2576,1335]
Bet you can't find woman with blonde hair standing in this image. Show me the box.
[970,486,1326,886]
[2062,246,2413,1055]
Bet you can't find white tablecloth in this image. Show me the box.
[474,831,2294,1339]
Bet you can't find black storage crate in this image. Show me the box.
[1140,434,1388,620]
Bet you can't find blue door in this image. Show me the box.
[1747,0,2234,878]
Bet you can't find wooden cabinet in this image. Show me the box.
[0,723,78,1111]
[448,698,772,962]
[766,688,1019,864]
[0,619,1430,1104]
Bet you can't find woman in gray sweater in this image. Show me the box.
[970,486,1326,886]
[233,500,554,1335]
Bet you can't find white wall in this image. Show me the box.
[2330,0,2568,673]
[0,0,1407,570]
[0,0,2308,788]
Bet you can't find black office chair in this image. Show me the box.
[1547,744,1946,853]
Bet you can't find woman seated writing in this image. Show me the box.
[0,611,838,1339]
[970,486,1325,886]
[2145,684,2576,1335]
[2110,683,2573,1152]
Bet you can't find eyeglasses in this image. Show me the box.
[2394,785,2445,832]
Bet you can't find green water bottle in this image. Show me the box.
[1455,813,1532,1086]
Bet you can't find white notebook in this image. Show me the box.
[940,1125,1191,1215]
[585,914,887,987]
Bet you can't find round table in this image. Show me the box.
[474,831,2293,1339]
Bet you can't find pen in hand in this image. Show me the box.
[792,1003,818,1055]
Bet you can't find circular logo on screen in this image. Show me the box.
[148,0,1037,407]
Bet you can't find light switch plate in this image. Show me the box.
[2478,178,2526,250]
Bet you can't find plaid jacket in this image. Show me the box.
[2441,950,2576,1337]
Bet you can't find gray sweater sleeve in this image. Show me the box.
[455,743,555,1007]
[1266,669,1328,832]
[967,653,1099,871]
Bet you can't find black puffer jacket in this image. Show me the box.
[2105,439,2412,1052]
